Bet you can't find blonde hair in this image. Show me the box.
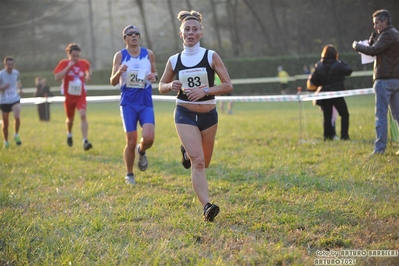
[177,10,202,29]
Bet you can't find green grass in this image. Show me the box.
[1,95,399,265]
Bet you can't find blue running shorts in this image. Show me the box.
[120,104,155,132]
[174,105,218,131]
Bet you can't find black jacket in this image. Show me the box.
[309,59,352,92]
[34,84,53,97]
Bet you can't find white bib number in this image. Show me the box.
[5,90,17,99]
[127,70,145,89]
[68,79,82,96]
[179,68,209,94]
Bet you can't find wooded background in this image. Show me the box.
[1,0,398,89]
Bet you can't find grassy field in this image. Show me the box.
[1,94,399,266]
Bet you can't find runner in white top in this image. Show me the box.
[158,10,233,222]
[0,56,23,148]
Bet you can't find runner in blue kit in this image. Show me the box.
[110,25,158,185]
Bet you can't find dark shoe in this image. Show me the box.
[84,140,92,151]
[203,203,220,222]
[67,136,73,147]
[14,135,22,145]
[180,145,191,169]
[324,135,334,141]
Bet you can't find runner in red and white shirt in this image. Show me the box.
[54,43,93,151]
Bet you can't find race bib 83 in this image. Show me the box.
[179,68,209,92]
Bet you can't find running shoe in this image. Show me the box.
[203,203,220,222]
[14,135,21,145]
[84,140,93,151]
[125,174,135,185]
[370,150,384,156]
[180,145,191,169]
[3,142,9,149]
[136,144,148,171]
[67,136,73,147]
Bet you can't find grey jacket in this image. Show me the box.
[354,25,399,80]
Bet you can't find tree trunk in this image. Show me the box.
[88,0,96,68]
[226,0,243,56]
[210,0,222,50]
[242,0,271,50]
[107,0,116,54]
[185,0,193,11]
[269,0,288,54]
[167,0,180,52]
[136,0,153,50]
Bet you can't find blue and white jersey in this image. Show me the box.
[119,48,153,107]
[0,68,21,104]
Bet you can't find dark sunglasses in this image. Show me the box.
[125,32,140,37]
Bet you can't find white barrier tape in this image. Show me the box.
[215,88,374,102]
[26,96,125,103]
[21,70,373,94]
[216,95,300,102]
[301,88,374,101]
[20,95,176,105]
[20,88,374,105]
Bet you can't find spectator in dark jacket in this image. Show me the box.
[34,76,53,121]
[307,44,353,141]
[34,77,53,98]
[353,9,399,155]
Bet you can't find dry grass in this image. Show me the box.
[1,95,398,265]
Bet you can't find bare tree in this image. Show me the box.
[242,0,271,49]
[107,0,116,54]
[1,0,399,71]
[185,0,193,11]
[136,0,153,50]
[88,0,97,68]
[31,13,37,58]
[210,0,222,50]
[167,0,180,52]
[226,0,243,56]
[269,0,288,54]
